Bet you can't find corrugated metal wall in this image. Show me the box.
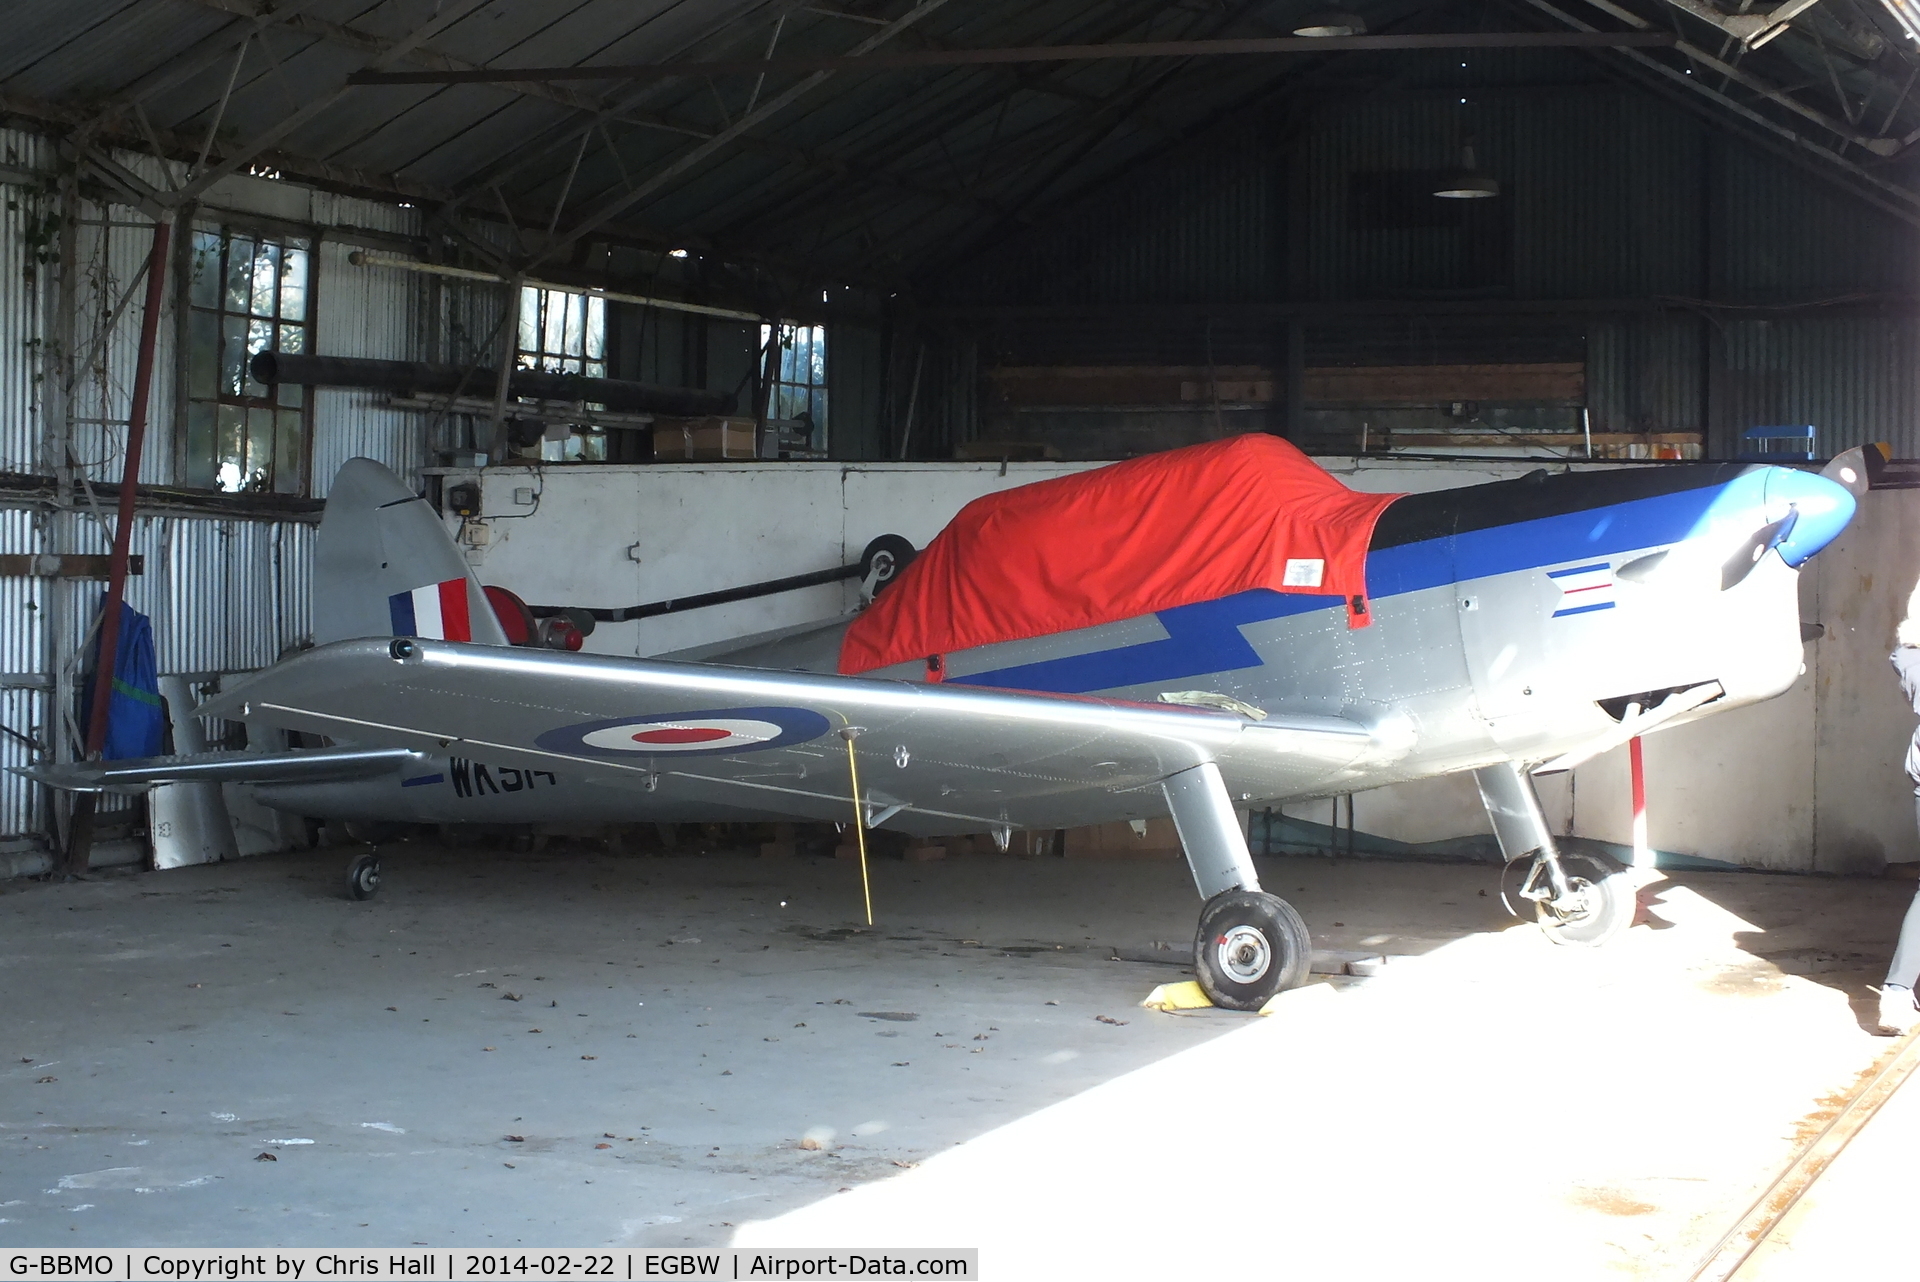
[0,128,51,475]
[310,191,424,495]
[940,76,1920,457]
[0,136,424,840]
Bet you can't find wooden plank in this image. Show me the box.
[1304,363,1585,404]
[985,363,1586,408]
[0,554,145,578]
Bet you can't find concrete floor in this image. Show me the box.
[0,841,1911,1278]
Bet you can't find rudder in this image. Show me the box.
[312,459,509,647]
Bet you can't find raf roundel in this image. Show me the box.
[535,706,832,758]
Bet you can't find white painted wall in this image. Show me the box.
[434,455,1602,657]
[425,455,1920,872]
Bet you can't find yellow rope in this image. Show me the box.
[844,733,873,926]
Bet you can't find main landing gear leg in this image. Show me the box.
[1164,762,1311,1010]
[1474,761,1633,947]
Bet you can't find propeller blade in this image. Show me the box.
[1720,509,1798,591]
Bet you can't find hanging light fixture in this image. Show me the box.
[1434,142,1499,199]
[1292,9,1367,37]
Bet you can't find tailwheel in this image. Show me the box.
[1193,889,1312,1011]
[346,850,382,901]
[1504,849,1634,947]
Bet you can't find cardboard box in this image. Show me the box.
[652,416,761,460]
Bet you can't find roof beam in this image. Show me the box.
[1517,0,1920,223]
[524,0,958,272]
[349,30,1679,86]
[171,0,503,204]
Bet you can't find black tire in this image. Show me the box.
[858,534,917,595]
[1192,889,1312,1011]
[1532,850,1634,947]
[346,852,381,901]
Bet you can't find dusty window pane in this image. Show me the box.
[188,310,219,399]
[279,246,309,322]
[246,406,275,487]
[542,292,565,362]
[189,231,222,309]
[220,314,248,397]
[518,286,540,354]
[224,237,254,312]
[216,404,247,492]
[245,318,273,395]
[274,410,305,494]
[185,403,217,489]
[586,297,605,361]
[276,380,303,409]
[251,241,281,318]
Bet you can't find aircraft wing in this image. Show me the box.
[196,638,1384,835]
[15,746,424,795]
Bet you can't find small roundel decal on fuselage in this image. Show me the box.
[535,706,833,757]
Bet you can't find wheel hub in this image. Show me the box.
[1216,924,1273,985]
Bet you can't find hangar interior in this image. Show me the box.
[6,0,1920,1272]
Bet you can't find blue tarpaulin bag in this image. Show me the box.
[78,597,165,761]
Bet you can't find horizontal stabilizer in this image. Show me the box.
[14,747,424,794]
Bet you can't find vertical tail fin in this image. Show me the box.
[312,459,509,647]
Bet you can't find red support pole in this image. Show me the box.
[63,218,170,876]
[1629,734,1651,869]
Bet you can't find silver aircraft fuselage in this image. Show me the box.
[250,461,1853,834]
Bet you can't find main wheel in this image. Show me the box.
[1529,850,1634,947]
[1192,889,1312,1011]
[346,852,381,901]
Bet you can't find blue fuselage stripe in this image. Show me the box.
[954,480,1736,695]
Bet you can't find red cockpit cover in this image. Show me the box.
[839,433,1404,676]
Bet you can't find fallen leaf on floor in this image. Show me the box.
[188,983,201,988]
[798,1136,824,1151]
[479,982,496,988]
[483,1047,495,1051]
[35,1076,55,1083]
[529,1029,541,1033]
[604,1132,616,1138]
[891,1062,909,1067]
[973,1033,989,1040]
[720,1069,732,1075]
[1044,1000,1058,1005]
[794,1022,806,1028]
[253,1152,276,1162]
[763,1037,778,1042]
[859,1011,919,1021]
[594,1143,611,1150]
[891,1160,918,1168]
[502,993,522,1001]
[503,1162,515,1168]
[17,1057,30,1063]
[505,1135,525,1142]
[385,1007,397,1012]
[581,1055,596,1060]
[1095,1015,1128,1025]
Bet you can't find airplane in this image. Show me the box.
[21,434,1868,1010]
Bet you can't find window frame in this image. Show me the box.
[760,320,828,451]
[176,218,317,496]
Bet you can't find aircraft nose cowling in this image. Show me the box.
[1764,467,1857,567]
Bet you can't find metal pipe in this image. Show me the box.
[65,218,171,876]
[250,351,734,417]
[532,561,864,622]
[347,251,767,324]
